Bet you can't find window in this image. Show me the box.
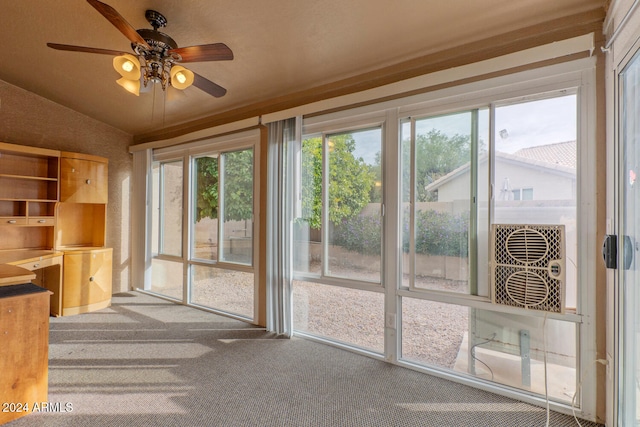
[511,188,534,201]
[400,109,488,295]
[288,83,588,409]
[145,132,259,321]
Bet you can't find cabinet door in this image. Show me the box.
[62,248,112,312]
[59,157,108,203]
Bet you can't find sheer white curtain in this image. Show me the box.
[266,117,300,336]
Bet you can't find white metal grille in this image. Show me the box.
[491,224,565,313]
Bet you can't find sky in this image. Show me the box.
[350,93,577,162]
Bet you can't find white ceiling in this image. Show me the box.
[0,0,605,137]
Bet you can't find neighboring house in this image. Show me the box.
[425,141,577,205]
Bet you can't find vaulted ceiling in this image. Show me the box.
[0,0,605,142]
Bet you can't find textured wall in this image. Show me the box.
[0,79,133,293]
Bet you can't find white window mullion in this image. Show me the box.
[409,118,417,289]
[321,133,329,278]
[182,155,190,304]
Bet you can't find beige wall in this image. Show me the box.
[0,79,133,293]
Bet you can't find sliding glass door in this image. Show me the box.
[147,135,258,321]
[190,148,255,318]
[292,126,385,352]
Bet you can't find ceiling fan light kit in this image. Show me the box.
[47,0,233,98]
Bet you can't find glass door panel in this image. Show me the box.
[620,50,640,426]
[218,148,254,265]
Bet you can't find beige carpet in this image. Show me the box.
[6,291,603,427]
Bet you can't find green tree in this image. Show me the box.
[194,156,218,221]
[402,129,471,202]
[222,149,254,221]
[194,149,254,222]
[299,134,375,228]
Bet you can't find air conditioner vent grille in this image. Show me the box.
[491,224,565,313]
[505,228,548,263]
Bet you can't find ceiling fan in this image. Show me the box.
[47,0,233,97]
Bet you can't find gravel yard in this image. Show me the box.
[150,258,470,369]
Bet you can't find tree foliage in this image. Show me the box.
[402,129,471,202]
[194,149,254,222]
[299,135,375,228]
[194,156,219,222]
[222,149,254,222]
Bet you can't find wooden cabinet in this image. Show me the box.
[61,248,112,316]
[0,143,112,316]
[0,142,59,251]
[0,284,50,424]
[59,152,108,203]
[55,203,106,248]
[56,151,111,315]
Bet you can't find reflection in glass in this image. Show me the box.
[152,160,183,257]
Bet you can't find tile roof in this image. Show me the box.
[513,140,576,169]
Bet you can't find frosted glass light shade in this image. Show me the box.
[113,54,141,80]
[170,65,194,90]
[116,77,140,96]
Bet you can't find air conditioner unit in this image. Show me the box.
[491,224,566,313]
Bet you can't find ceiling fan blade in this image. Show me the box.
[192,72,227,98]
[169,43,233,62]
[47,43,126,56]
[86,0,150,49]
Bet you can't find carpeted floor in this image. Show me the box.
[6,291,603,427]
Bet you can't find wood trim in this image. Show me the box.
[0,141,60,157]
[132,8,605,145]
[306,52,593,119]
[60,151,109,164]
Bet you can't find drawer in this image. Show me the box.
[0,217,27,225]
[15,255,62,271]
[28,217,55,226]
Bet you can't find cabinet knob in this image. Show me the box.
[38,219,46,223]
[33,264,39,269]
[86,179,91,184]
[7,220,16,224]
[89,276,95,282]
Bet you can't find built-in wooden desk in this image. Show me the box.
[0,264,36,286]
[0,250,64,316]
